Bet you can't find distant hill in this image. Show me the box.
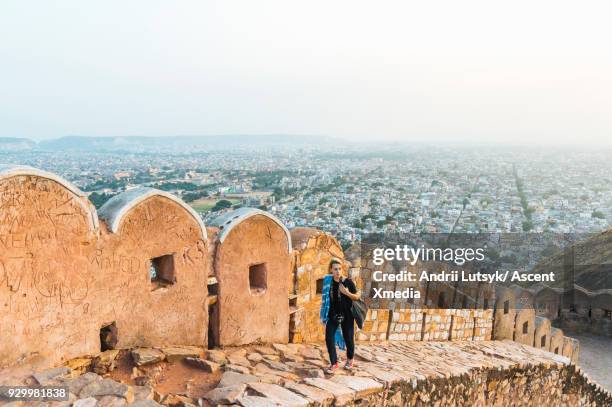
[0,135,340,152]
[36,135,338,152]
[0,137,37,151]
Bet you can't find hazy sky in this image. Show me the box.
[1,1,610,145]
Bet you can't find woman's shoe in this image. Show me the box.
[325,362,339,374]
[343,359,354,370]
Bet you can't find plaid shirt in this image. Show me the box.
[319,274,346,350]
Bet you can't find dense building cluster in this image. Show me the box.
[2,145,611,253]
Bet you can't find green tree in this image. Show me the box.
[211,199,232,212]
[88,192,116,208]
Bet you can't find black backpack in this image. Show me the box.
[351,298,367,329]
[343,278,367,329]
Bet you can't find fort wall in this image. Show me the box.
[289,227,346,343]
[0,167,209,369]
[208,208,291,346]
[0,166,583,374]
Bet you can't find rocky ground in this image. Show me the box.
[0,341,585,407]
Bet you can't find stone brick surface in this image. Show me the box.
[0,169,209,369]
[289,228,346,343]
[210,210,291,346]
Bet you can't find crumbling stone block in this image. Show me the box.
[132,348,165,366]
[204,384,246,405]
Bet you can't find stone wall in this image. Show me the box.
[344,249,496,344]
[491,288,580,362]
[98,188,210,353]
[493,286,516,340]
[531,284,612,337]
[0,168,99,369]
[0,167,209,369]
[563,336,580,364]
[382,363,612,407]
[514,308,536,345]
[534,315,552,350]
[338,254,579,365]
[208,208,291,347]
[289,227,346,343]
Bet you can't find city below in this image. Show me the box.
[1,137,610,252]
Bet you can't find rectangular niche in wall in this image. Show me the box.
[100,321,118,351]
[316,278,324,295]
[150,254,176,290]
[249,263,267,295]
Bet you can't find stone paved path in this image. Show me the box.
[572,333,612,392]
[189,340,579,406]
[0,340,594,407]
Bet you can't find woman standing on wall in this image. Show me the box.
[320,259,361,373]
